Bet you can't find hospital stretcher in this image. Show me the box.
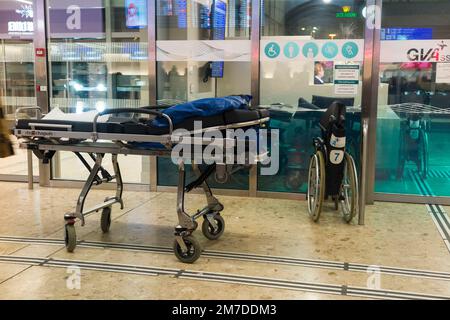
[14,105,270,263]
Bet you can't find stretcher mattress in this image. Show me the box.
[16,108,270,135]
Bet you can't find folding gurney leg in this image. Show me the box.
[191,162,224,213]
[174,161,224,230]
[173,161,226,263]
[175,161,197,231]
[63,153,124,253]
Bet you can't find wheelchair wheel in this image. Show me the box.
[307,151,326,222]
[419,130,429,179]
[340,153,358,223]
[285,170,302,191]
[396,122,407,180]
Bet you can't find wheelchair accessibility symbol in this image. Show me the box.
[265,42,280,59]
[342,42,359,59]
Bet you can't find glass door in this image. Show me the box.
[155,0,252,190]
[258,0,366,194]
[0,0,37,179]
[46,0,151,184]
[375,0,450,198]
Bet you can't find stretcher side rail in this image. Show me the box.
[91,108,174,143]
[14,117,270,146]
[14,106,44,123]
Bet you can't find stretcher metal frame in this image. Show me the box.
[14,106,270,263]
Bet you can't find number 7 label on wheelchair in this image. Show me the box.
[330,150,345,164]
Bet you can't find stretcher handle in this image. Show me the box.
[92,108,174,141]
[15,107,43,124]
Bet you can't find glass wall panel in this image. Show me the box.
[258,0,365,193]
[0,0,37,177]
[47,0,150,183]
[156,0,252,190]
[375,0,450,197]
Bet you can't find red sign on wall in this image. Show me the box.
[35,48,46,57]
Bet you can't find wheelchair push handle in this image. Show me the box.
[328,114,346,125]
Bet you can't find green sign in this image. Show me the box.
[336,12,357,18]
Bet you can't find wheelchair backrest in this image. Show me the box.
[319,101,346,132]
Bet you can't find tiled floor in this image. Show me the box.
[0,182,449,300]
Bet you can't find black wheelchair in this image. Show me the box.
[396,110,429,180]
[307,102,359,223]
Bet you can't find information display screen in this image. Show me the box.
[381,28,433,40]
[211,0,227,78]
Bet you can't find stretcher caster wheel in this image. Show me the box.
[307,151,326,222]
[340,153,358,223]
[202,214,225,240]
[174,236,202,264]
[100,207,112,233]
[64,224,77,252]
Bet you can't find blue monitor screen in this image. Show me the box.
[158,0,173,15]
[381,28,433,40]
[176,0,187,29]
[211,61,224,78]
[212,0,226,40]
[200,4,211,29]
[211,0,226,78]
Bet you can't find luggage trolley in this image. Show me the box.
[307,102,359,223]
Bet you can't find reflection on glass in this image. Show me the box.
[47,1,150,113]
[0,40,35,118]
[0,0,37,176]
[46,0,150,183]
[156,0,252,190]
[375,0,450,197]
[259,0,365,193]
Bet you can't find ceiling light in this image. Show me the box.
[96,83,107,92]
[70,81,83,92]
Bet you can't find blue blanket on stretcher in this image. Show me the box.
[152,95,252,127]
